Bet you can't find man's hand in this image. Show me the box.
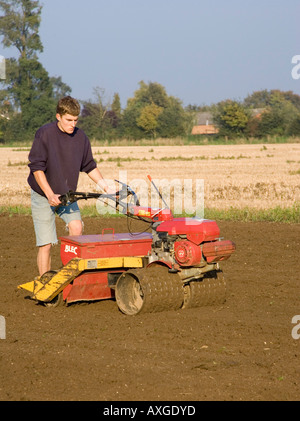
[105,186,118,195]
[47,193,62,207]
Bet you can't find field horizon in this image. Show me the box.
[1,143,300,222]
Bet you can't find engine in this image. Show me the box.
[149,217,236,270]
[174,240,202,266]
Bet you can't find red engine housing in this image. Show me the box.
[157,218,220,244]
[202,240,236,263]
[174,240,202,266]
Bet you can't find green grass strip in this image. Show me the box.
[203,204,300,224]
[0,205,32,216]
[1,204,299,223]
[2,135,300,148]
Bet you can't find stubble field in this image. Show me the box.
[1,143,300,211]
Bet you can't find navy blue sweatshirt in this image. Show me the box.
[27,121,97,197]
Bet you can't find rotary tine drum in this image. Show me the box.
[115,265,184,315]
[182,270,227,309]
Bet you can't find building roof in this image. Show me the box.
[191,124,219,135]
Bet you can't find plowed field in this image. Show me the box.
[1,215,300,401]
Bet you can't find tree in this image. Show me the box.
[286,113,300,136]
[122,81,189,139]
[127,81,168,109]
[79,87,121,139]
[244,89,300,112]
[136,103,163,137]
[243,91,300,137]
[0,0,43,59]
[111,93,121,118]
[110,92,122,131]
[255,93,299,137]
[243,90,273,109]
[0,0,71,141]
[157,96,189,138]
[50,76,72,102]
[213,100,249,137]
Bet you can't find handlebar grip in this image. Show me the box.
[58,192,71,206]
[59,197,67,206]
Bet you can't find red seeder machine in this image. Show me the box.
[19,177,236,315]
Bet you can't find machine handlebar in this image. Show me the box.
[57,180,140,214]
[57,179,173,223]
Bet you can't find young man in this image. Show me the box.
[27,96,111,276]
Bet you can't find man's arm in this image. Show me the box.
[33,171,61,206]
[87,168,110,193]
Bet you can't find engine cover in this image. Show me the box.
[202,240,236,263]
[156,218,220,245]
[174,240,202,267]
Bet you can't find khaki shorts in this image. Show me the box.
[31,189,82,247]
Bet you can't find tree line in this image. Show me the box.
[1,0,300,144]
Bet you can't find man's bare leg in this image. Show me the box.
[68,220,83,236]
[37,221,82,276]
[37,243,52,276]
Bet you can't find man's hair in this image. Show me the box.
[56,96,80,116]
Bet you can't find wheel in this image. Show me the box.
[115,265,184,315]
[43,292,64,308]
[182,270,227,309]
[115,270,144,315]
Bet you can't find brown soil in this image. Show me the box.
[0,215,300,401]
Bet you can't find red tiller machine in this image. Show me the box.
[19,177,236,315]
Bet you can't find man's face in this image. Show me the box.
[56,113,79,134]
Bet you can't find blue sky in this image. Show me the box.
[2,0,300,107]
